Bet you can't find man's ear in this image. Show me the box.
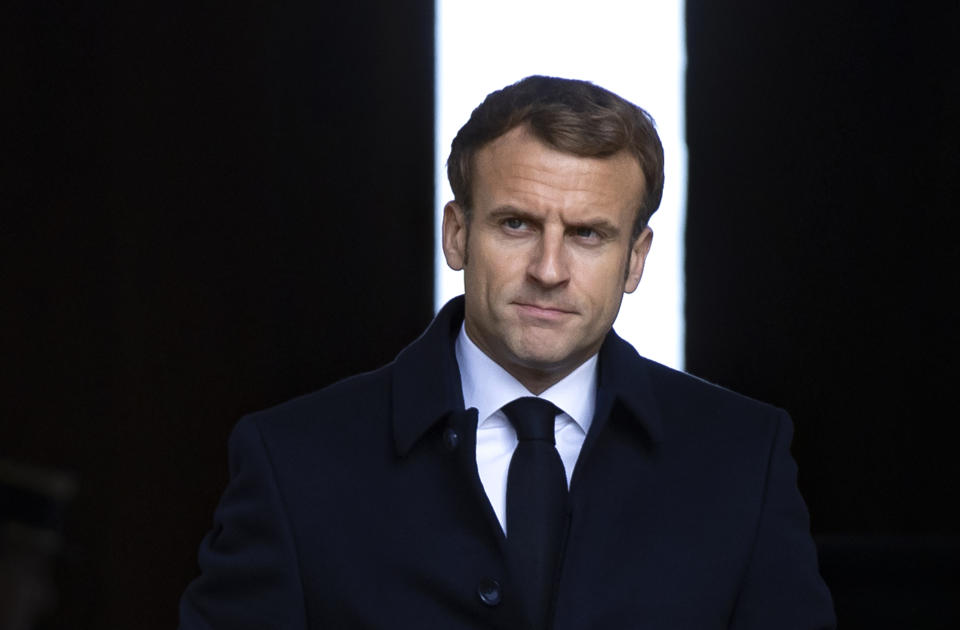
[624,227,653,294]
[442,201,468,270]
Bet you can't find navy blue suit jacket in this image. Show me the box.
[180,297,835,628]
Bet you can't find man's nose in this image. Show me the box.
[527,228,570,287]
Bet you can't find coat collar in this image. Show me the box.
[594,326,665,444]
[391,297,467,455]
[391,296,664,456]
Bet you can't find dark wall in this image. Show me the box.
[686,1,959,626]
[3,2,434,628]
[687,0,958,535]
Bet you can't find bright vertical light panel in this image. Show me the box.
[435,1,686,369]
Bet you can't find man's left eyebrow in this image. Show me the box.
[571,218,621,237]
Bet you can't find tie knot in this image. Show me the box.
[502,397,560,443]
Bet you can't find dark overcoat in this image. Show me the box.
[179,297,835,629]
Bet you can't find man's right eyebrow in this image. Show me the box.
[487,205,537,220]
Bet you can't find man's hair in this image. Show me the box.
[447,75,665,240]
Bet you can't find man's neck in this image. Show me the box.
[502,363,573,396]
[455,323,598,435]
[461,325,595,395]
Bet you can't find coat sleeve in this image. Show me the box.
[179,416,308,630]
[728,410,836,629]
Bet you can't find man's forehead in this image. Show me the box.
[472,126,646,208]
[478,124,642,172]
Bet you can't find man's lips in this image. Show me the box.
[513,302,576,320]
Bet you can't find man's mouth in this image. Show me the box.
[513,302,576,321]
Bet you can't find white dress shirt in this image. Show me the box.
[455,323,597,533]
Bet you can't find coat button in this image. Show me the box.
[477,577,501,606]
[443,427,460,451]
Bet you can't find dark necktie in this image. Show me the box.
[502,397,567,629]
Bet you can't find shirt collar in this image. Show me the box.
[455,323,597,434]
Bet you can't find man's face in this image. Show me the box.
[442,125,653,392]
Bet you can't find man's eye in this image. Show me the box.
[504,218,525,230]
[575,227,599,239]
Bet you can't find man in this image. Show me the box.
[179,76,835,629]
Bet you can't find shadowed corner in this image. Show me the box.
[817,534,960,629]
[0,459,78,630]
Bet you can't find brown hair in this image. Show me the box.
[447,75,665,240]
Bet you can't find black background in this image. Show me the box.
[3,1,957,627]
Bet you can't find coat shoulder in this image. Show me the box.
[649,357,778,412]
[637,355,787,442]
[239,362,395,446]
